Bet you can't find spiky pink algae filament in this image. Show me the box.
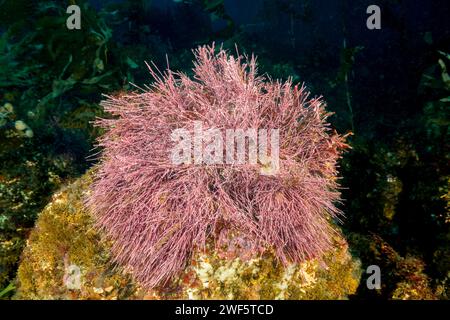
[87,44,349,289]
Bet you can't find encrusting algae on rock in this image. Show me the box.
[15,171,138,300]
[15,171,361,300]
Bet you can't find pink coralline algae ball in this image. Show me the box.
[87,44,349,289]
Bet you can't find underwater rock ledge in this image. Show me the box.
[14,171,361,300]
